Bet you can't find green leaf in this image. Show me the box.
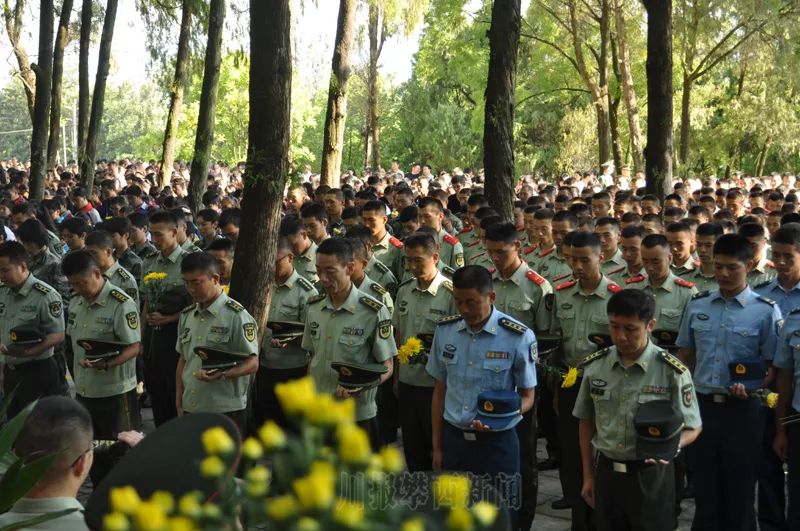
[0,451,63,513]
[0,400,37,462]
[0,508,79,531]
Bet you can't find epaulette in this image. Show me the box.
[526,270,545,285]
[437,314,463,325]
[756,295,776,306]
[789,306,800,315]
[359,295,383,312]
[499,317,528,335]
[658,351,687,374]
[539,247,555,258]
[370,283,387,296]
[389,236,404,249]
[556,279,577,291]
[307,293,326,304]
[552,272,572,283]
[117,268,131,281]
[625,275,646,284]
[145,250,160,258]
[374,260,391,274]
[608,265,626,276]
[297,276,315,292]
[182,303,197,314]
[516,226,526,233]
[226,299,244,312]
[579,348,610,367]
[607,282,623,294]
[767,260,776,268]
[693,259,701,267]
[443,234,458,246]
[674,278,695,289]
[458,226,473,234]
[441,265,455,276]
[523,245,537,254]
[441,279,453,291]
[467,240,482,248]
[109,289,129,303]
[692,291,710,300]
[33,282,51,294]
[487,267,496,274]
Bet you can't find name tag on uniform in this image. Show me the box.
[429,309,448,316]
[443,351,454,359]
[210,326,229,334]
[486,351,510,359]
[342,327,364,336]
[590,387,605,396]
[641,385,668,394]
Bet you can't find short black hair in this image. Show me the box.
[300,202,327,222]
[771,224,800,248]
[533,208,555,221]
[397,206,419,223]
[569,231,601,252]
[206,237,235,255]
[595,217,619,231]
[128,212,149,229]
[148,210,178,228]
[620,224,645,239]
[453,265,493,294]
[607,289,656,322]
[0,240,29,265]
[279,215,305,237]
[104,216,132,236]
[641,233,669,251]
[695,222,724,238]
[418,196,444,212]
[553,210,578,228]
[317,237,354,265]
[621,212,642,225]
[180,251,220,275]
[361,200,387,214]
[16,219,49,248]
[484,222,519,244]
[345,225,373,247]
[61,249,99,276]
[738,222,766,240]
[84,230,114,250]
[60,216,90,236]
[218,208,242,228]
[197,209,219,223]
[467,194,489,207]
[403,233,437,255]
[713,233,753,263]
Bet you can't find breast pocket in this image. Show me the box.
[206,329,231,346]
[589,313,609,332]
[659,308,683,330]
[731,325,760,358]
[691,321,713,351]
[482,357,513,390]
[557,308,576,331]
[337,335,367,363]
[590,388,613,419]
[278,303,300,320]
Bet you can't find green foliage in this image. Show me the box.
[0,81,33,159]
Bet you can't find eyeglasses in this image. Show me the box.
[69,447,93,468]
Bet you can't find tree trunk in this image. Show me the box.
[47,0,73,169]
[612,0,644,172]
[3,0,36,123]
[596,0,611,166]
[364,3,383,172]
[483,0,521,223]
[188,0,226,214]
[643,0,673,200]
[159,0,194,188]
[754,137,771,178]
[80,0,119,191]
[678,73,692,167]
[77,0,91,162]
[609,33,623,172]
[29,0,55,201]
[229,0,292,331]
[320,0,357,187]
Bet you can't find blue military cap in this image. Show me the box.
[728,359,766,391]
[475,390,522,431]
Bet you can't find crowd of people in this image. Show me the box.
[1,155,800,531]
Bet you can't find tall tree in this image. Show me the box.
[612,0,644,172]
[2,0,36,122]
[47,0,74,168]
[319,0,357,187]
[158,0,195,187]
[80,0,119,190]
[229,0,291,330]
[77,0,92,159]
[188,0,226,213]
[483,0,521,222]
[29,0,55,200]
[643,0,673,199]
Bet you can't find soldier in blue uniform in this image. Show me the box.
[676,233,782,531]
[427,265,537,526]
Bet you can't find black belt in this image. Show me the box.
[597,453,652,473]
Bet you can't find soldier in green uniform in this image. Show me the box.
[127,213,157,260]
[140,210,192,426]
[667,222,698,279]
[323,188,347,237]
[16,219,71,306]
[0,242,66,418]
[206,238,235,287]
[346,235,394,313]
[537,210,577,284]
[688,223,722,293]
[418,197,464,270]
[462,206,497,264]
[10,202,63,257]
[85,230,139,302]
[525,208,557,270]
[610,224,646,285]
[281,215,320,285]
[392,233,456,471]
[740,222,777,286]
[256,237,318,428]
[456,194,489,248]
[550,231,622,529]
[172,208,203,254]
[361,200,405,281]
[574,289,702,531]
[62,251,141,445]
[346,225,399,295]
[176,252,259,432]
[104,216,144,286]
[468,215,504,270]
[300,202,330,246]
[302,238,396,448]
[595,217,626,276]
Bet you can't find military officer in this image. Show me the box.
[688,223,722,293]
[595,217,626,276]
[456,194,489,248]
[256,236,318,428]
[281,215,320,285]
[361,200,405,281]
[104,216,144,286]
[774,306,800,529]
[525,208,557,270]
[62,251,141,444]
[172,208,203,254]
[462,207,497,264]
[740,222,777,287]
[127,213,157,260]
[323,189,347,237]
[300,202,330,246]
[176,252,259,433]
[536,211,577,284]
[609,224,646,285]
[468,215,504,270]
[418,197,464,270]
[392,233,456,471]
[347,236,394,312]
[676,233,782,531]
[10,202,63,257]
[756,224,800,314]
[0,242,66,418]
[667,222,698,279]
[141,210,192,426]
[85,230,139,302]
[574,289,702,531]
[302,238,396,448]
[346,224,399,296]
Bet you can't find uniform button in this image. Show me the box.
[721,324,725,328]
[617,443,623,449]
[464,406,469,410]
[468,362,472,366]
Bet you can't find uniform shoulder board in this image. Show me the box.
[226,299,244,312]
[442,265,455,276]
[33,282,51,294]
[145,250,160,258]
[625,274,646,285]
[110,289,129,303]
[540,247,555,258]
[767,260,776,268]
[458,226,473,234]
[297,276,315,292]
[441,279,453,291]
[374,260,391,274]
[499,317,528,335]
[437,314,463,326]
[443,234,458,246]
[607,282,623,294]
[692,291,710,300]
[523,245,537,254]
[675,278,695,289]
[359,295,383,312]
[182,303,197,314]
[553,272,572,283]
[658,351,687,374]
[370,283,387,296]
[556,279,577,291]
[487,267,496,274]
[388,236,404,249]
[579,348,610,367]
[526,270,545,285]
[307,293,326,304]
[756,295,776,305]
[467,240,481,248]
[608,265,625,276]
[789,306,800,316]
[118,268,131,281]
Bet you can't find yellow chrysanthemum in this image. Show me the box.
[401,517,425,531]
[293,461,336,510]
[133,500,167,531]
[333,499,365,528]
[265,495,298,521]
[306,393,356,427]
[103,512,130,531]
[433,474,471,508]
[379,445,404,474]
[167,516,196,531]
[258,420,287,451]
[274,376,317,416]
[143,272,168,284]
[446,506,474,531]
[242,437,264,460]
[295,517,321,531]
[561,366,578,388]
[177,492,202,518]
[338,423,372,465]
[200,455,225,478]
[201,426,235,456]
[472,501,498,526]
[397,336,424,364]
[203,503,222,519]
[149,491,174,514]
[110,486,141,515]
[767,392,779,409]
[245,465,271,497]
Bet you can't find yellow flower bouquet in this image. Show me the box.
[398,334,434,365]
[142,272,169,310]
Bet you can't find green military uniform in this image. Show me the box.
[527,244,558,271]
[180,239,202,254]
[468,250,495,270]
[625,273,697,333]
[293,241,320,285]
[46,228,64,258]
[366,256,398,296]
[610,266,646,286]
[141,245,190,313]
[355,273,394,314]
[747,256,777,287]
[437,229,465,270]
[600,248,626,276]
[457,226,478,248]
[68,281,141,436]
[29,248,71,310]
[329,218,346,237]
[536,250,573,285]
[117,248,143,286]
[687,267,719,293]
[0,274,65,417]
[177,292,258,415]
[463,239,485,264]
[671,257,698,279]
[372,232,405,281]
[133,241,157,260]
[103,261,138,303]
[302,285,396,422]
[492,264,553,333]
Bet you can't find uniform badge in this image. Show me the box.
[310,322,319,329]
[126,312,139,330]
[648,426,662,437]
[561,303,573,310]
[196,349,208,360]
[591,379,607,387]
[340,366,352,376]
[49,301,62,318]
[445,344,456,352]
[483,400,494,412]
[544,294,554,312]
[180,328,191,343]
[682,383,694,407]
[455,253,465,268]
[378,320,392,340]
[697,313,709,321]
[243,323,257,342]
[530,343,538,362]
[734,363,746,375]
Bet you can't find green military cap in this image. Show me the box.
[331,361,388,392]
[84,413,240,529]
[266,320,305,346]
[634,400,684,461]
[6,326,45,355]
[589,333,613,350]
[652,329,679,352]
[77,339,129,361]
[194,346,247,371]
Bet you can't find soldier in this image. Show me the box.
[525,208,557,270]
[196,209,222,250]
[346,235,394,313]
[537,211,577,284]
[0,242,66,418]
[85,231,139,303]
[61,217,89,253]
[774,305,800,529]
[15,219,71,309]
[10,202,63,257]
[300,202,329,246]
[590,191,613,219]
[323,188,347,237]
[642,214,664,236]
[281,215,320,286]
[468,216,503,270]
[667,222,697,279]
[574,289,701,531]
[688,223,722,293]
[418,197,464,270]
[392,233,456,471]
[756,224,800,313]
[610,224,646,285]
[127,213,157,260]
[457,195,488,248]
[104,217,143,286]
[206,238,235,288]
[463,207,498,264]
[302,238,396,447]
[171,208,202,254]
[520,205,540,250]
[550,231,622,528]
[176,252,259,433]
[361,200,405,281]
[740,222,777,286]
[346,224,399,295]
[62,251,141,446]
[218,208,241,244]
[676,234,782,531]
[140,210,192,426]
[595,217,626,276]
